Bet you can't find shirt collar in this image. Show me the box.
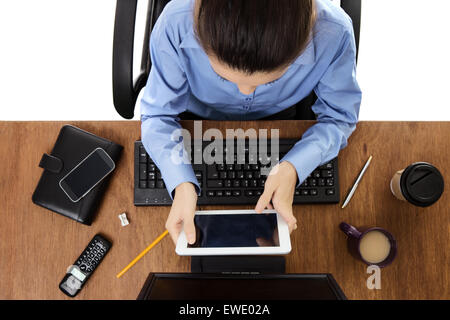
[180,30,202,49]
[180,29,315,65]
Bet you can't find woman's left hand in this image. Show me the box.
[255,161,298,233]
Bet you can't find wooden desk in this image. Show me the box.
[0,121,448,300]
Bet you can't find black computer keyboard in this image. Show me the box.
[134,139,339,205]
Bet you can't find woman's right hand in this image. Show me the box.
[165,182,198,245]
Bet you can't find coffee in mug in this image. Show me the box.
[390,162,444,207]
[339,222,397,268]
[359,230,391,264]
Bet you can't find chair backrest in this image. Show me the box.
[112,0,361,119]
[113,0,169,119]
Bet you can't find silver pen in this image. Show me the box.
[341,155,373,209]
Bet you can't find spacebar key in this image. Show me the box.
[207,180,223,188]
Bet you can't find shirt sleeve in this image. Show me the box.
[140,17,200,199]
[281,27,362,185]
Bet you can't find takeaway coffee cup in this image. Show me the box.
[339,222,397,268]
[390,162,444,207]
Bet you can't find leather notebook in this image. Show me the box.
[32,125,123,225]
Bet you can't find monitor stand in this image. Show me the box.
[191,256,285,274]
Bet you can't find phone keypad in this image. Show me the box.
[74,236,110,277]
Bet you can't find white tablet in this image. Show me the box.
[175,209,291,256]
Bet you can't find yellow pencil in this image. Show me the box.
[116,229,169,279]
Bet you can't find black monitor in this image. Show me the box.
[137,273,347,300]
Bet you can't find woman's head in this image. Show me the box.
[195,0,315,94]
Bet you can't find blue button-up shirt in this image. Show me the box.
[141,0,361,198]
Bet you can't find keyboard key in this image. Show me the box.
[310,189,318,196]
[326,188,335,195]
[246,172,253,179]
[255,190,263,196]
[224,190,232,196]
[139,181,147,188]
[233,180,240,188]
[321,170,333,178]
[207,191,215,197]
[228,171,236,179]
[248,153,257,164]
[232,190,241,196]
[207,165,219,179]
[224,180,232,187]
[312,171,321,178]
[318,178,325,186]
[148,172,155,180]
[220,171,227,179]
[237,171,244,179]
[156,180,165,189]
[216,190,223,197]
[139,164,147,180]
[226,164,234,171]
[308,178,317,187]
[148,163,156,172]
[250,180,258,187]
[148,181,155,189]
[300,189,309,196]
[139,146,147,163]
[207,180,223,188]
[245,190,254,196]
[326,178,334,186]
[319,162,333,169]
[236,154,246,164]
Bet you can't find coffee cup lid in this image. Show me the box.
[400,162,444,207]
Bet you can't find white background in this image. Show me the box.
[0,0,449,121]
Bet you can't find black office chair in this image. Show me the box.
[112,0,361,120]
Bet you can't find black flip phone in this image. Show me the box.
[59,148,115,202]
[59,234,112,297]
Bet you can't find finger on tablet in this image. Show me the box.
[183,217,196,245]
[255,190,273,213]
[276,205,297,232]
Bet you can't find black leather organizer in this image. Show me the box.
[32,125,123,225]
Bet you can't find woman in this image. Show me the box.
[140,0,361,245]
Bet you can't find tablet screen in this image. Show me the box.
[189,213,279,248]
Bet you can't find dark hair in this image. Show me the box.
[195,0,315,74]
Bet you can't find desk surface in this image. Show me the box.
[0,121,448,300]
